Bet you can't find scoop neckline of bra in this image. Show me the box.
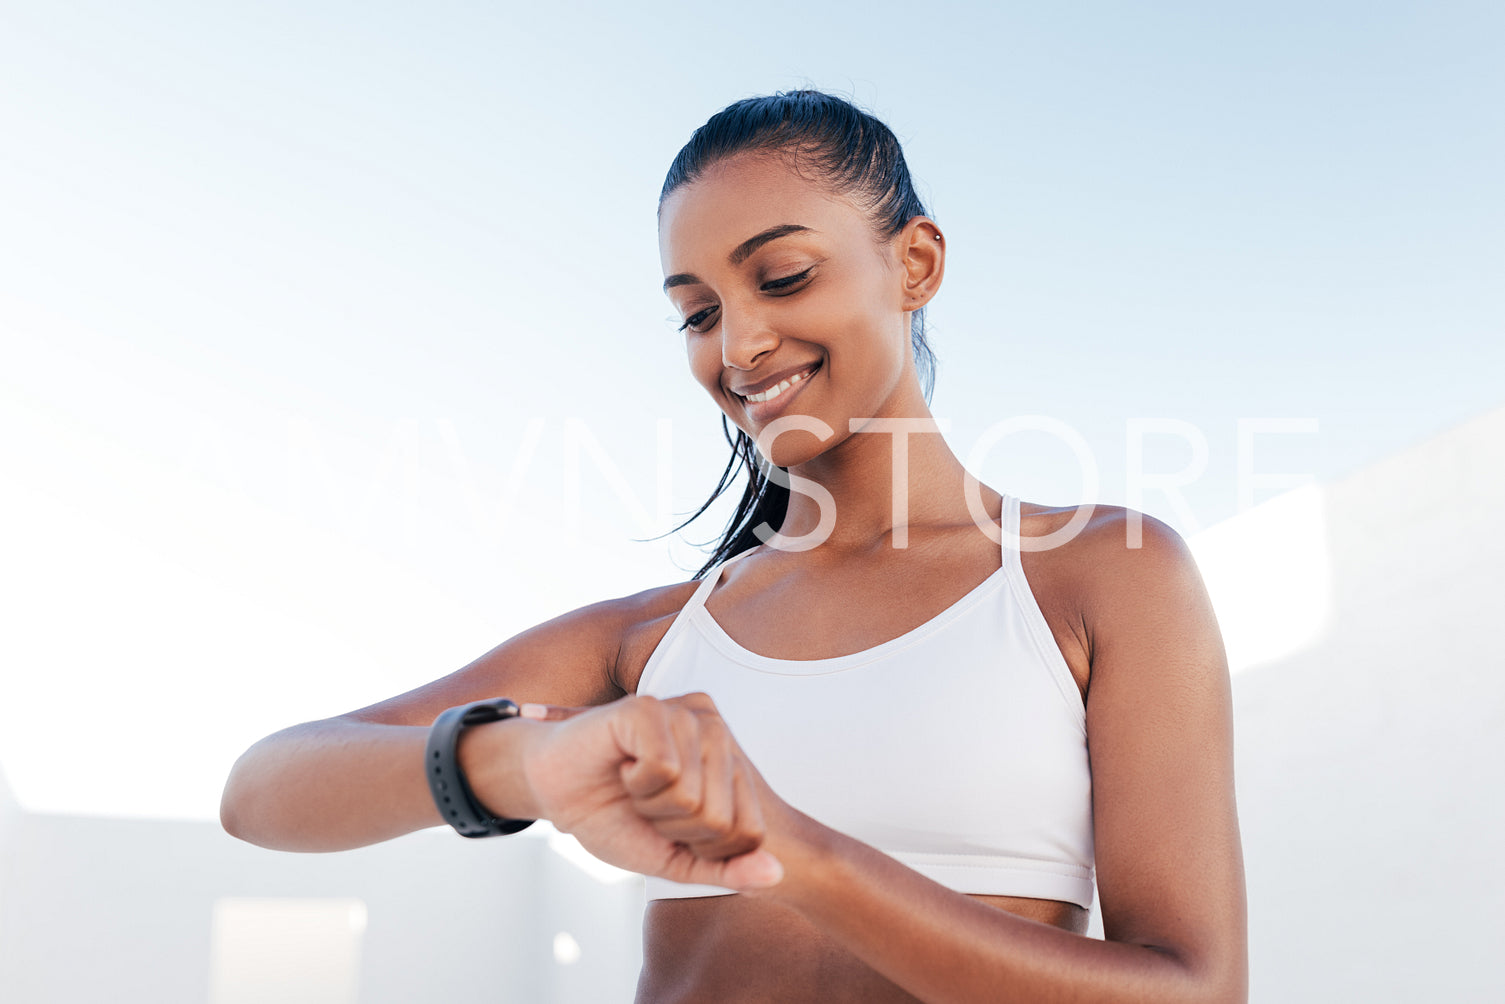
[690,565,1008,674]
[687,497,1018,675]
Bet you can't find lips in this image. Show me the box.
[730,362,821,403]
[729,361,821,425]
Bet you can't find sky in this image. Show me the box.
[1,1,1501,820]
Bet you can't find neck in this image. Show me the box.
[774,400,1001,554]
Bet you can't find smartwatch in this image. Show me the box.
[426,697,536,838]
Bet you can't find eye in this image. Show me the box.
[675,268,814,333]
[677,305,718,334]
[762,267,813,292]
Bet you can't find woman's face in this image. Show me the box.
[659,153,930,469]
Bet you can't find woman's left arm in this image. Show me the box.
[747,510,1248,1004]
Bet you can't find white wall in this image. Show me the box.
[1,406,1501,1002]
[1231,405,1505,1001]
[0,812,643,1003]
[0,767,20,967]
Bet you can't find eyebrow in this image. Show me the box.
[662,224,815,292]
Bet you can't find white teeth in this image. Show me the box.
[745,368,810,404]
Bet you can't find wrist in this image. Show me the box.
[750,805,844,906]
[456,716,549,823]
[426,698,539,836]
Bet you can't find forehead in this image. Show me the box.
[658,153,867,274]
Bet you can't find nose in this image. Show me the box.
[720,306,779,370]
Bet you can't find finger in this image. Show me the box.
[630,704,707,822]
[722,756,769,859]
[653,727,767,862]
[666,843,784,893]
[667,691,719,716]
[690,729,737,850]
[685,762,781,892]
[519,703,587,721]
[649,722,736,847]
[719,848,784,891]
[615,697,684,801]
[685,725,747,855]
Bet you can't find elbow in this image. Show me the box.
[219,773,301,851]
[1208,963,1248,1004]
[219,762,258,844]
[1192,940,1248,1004]
[219,805,246,842]
[1196,973,1247,1004]
[220,748,286,848]
[1131,939,1245,1004]
[218,727,314,850]
[1164,946,1248,1004]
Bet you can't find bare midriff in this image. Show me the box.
[637,892,1088,1003]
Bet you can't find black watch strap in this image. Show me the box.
[426,697,536,838]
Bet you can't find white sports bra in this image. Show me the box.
[635,493,1095,907]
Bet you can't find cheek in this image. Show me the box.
[687,337,720,391]
[827,302,908,390]
[688,337,745,425]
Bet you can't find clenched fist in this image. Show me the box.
[461,692,785,891]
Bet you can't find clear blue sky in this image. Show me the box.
[1,1,1500,818]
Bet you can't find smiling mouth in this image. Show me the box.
[738,364,820,404]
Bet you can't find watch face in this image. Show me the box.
[462,697,519,726]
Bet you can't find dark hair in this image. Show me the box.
[660,89,939,577]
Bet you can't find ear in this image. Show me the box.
[896,216,945,312]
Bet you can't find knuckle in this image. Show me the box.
[656,758,683,785]
[639,755,681,789]
[671,790,702,815]
[735,810,765,842]
[677,691,718,713]
[699,803,733,833]
[716,832,759,858]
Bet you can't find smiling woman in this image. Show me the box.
[221,90,1248,1003]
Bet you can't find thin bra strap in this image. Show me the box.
[683,547,757,614]
[999,492,1022,567]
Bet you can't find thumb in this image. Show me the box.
[706,849,784,892]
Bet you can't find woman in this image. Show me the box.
[222,90,1247,1003]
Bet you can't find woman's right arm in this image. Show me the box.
[220,584,689,852]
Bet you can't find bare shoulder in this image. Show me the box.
[1018,499,1229,714]
[1015,501,1213,694]
[1019,500,1189,563]
[1046,504,1217,680]
[343,575,704,727]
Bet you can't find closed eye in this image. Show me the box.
[762,267,813,291]
[676,268,816,333]
[677,306,717,333]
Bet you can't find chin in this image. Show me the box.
[758,430,842,470]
